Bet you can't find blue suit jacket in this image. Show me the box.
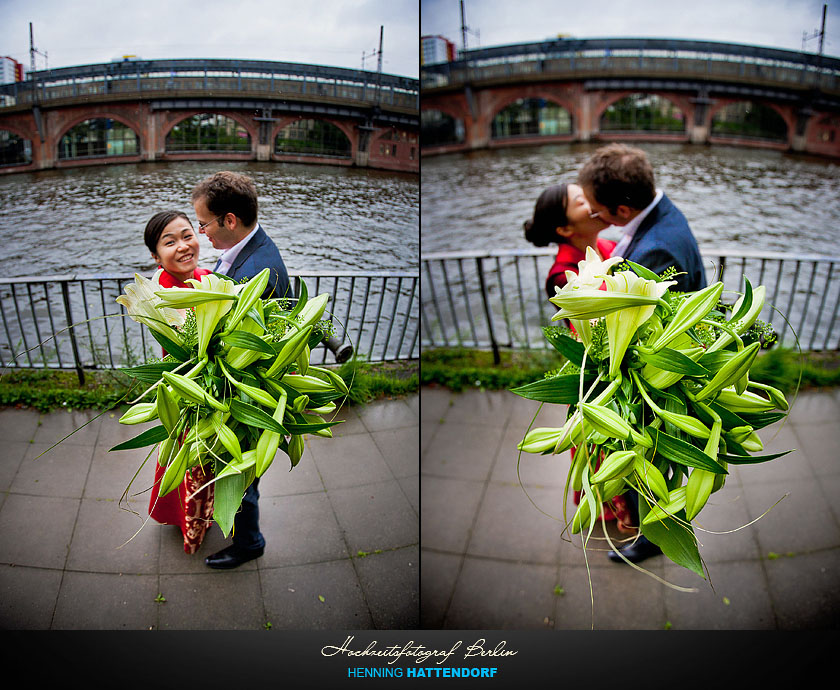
[221,225,291,300]
[622,194,706,293]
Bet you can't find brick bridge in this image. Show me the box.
[421,38,840,158]
[0,58,419,174]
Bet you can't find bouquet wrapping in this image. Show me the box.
[112,267,347,536]
[513,249,793,578]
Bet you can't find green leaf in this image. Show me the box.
[542,329,585,366]
[648,428,728,474]
[639,501,704,578]
[735,411,788,430]
[283,418,342,434]
[149,329,191,362]
[510,374,590,404]
[288,279,309,319]
[120,361,183,383]
[229,398,288,435]
[717,449,794,464]
[109,425,170,451]
[625,260,662,282]
[636,348,709,376]
[730,277,753,323]
[223,331,276,355]
[212,468,247,538]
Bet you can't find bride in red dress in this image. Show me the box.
[143,210,214,554]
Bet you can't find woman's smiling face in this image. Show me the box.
[153,217,200,280]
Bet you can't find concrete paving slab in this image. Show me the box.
[445,557,557,630]
[353,545,419,629]
[661,560,777,630]
[0,407,41,443]
[328,479,417,554]
[258,492,349,568]
[0,564,62,630]
[12,441,93,498]
[310,433,394,490]
[52,571,160,630]
[0,494,79,569]
[158,570,265,630]
[419,550,462,629]
[260,560,374,630]
[65,497,160,573]
[420,475,483,553]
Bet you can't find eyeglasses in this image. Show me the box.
[197,214,223,231]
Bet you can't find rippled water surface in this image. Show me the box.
[421,142,840,257]
[0,161,419,277]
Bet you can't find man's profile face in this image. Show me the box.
[194,196,238,250]
[582,185,634,227]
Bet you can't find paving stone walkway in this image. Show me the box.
[0,393,419,630]
[421,385,840,630]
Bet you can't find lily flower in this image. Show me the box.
[600,271,676,379]
[562,246,625,291]
[555,247,625,348]
[116,270,185,343]
[183,273,245,359]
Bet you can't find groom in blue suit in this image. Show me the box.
[192,171,290,568]
[579,144,706,564]
[580,143,706,293]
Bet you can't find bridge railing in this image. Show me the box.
[0,271,419,379]
[1,59,419,111]
[421,248,840,355]
[421,38,840,94]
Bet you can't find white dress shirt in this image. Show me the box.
[214,224,260,275]
[611,189,664,259]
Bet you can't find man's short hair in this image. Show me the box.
[191,171,259,227]
[578,143,656,213]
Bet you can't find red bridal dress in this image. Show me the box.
[546,239,634,532]
[147,267,216,554]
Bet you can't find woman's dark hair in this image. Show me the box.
[523,183,569,247]
[144,210,191,255]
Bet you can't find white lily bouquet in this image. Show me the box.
[112,267,347,536]
[513,248,792,578]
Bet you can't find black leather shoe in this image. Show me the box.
[205,544,264,570]
[608,538,662,564]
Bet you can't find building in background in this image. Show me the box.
[421,35,456,66]
[1,57,26,84]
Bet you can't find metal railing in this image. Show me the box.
[421,248,840,356]
[421,38,840,99]
[0,271,419,380]
[1,59,419,111]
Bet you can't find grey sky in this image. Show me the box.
[421,0,840,58]
[1,0,419,78]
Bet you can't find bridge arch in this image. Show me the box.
[0,128,33,167]
[271,116,355,162]
[420,107,466,148]
[163,112,254,154]
[709,100,791,143]
[56,115,142,162]
[597,92,688,134]
[488,93,574,141]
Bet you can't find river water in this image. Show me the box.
[420,142,840,257]
[0,160,419,278]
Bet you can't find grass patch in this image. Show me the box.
[0,359,418,412]
[421,346,840,393]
